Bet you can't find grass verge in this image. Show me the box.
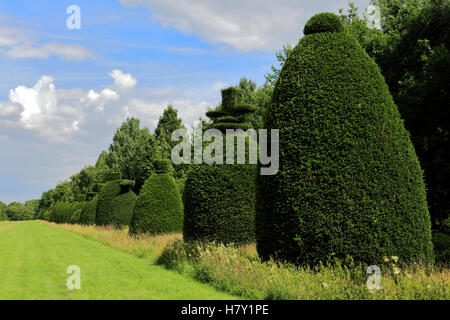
[42,221,450,300]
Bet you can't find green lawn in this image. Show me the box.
[0,221,237,300]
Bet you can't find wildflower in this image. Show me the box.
[383,256,389,263]
[322,283,329,288]
[391,256,399,263]
[393,266,400,275]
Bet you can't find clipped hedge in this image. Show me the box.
[183,87,258,245]
[50,202,85,224]
[256,13,434,266]
[129,166,183,236]
[95,179,136,227]
[80,196,98,225]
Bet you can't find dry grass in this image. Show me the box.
[39,221,181,261]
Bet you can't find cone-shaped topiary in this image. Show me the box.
[95,175,137,228]
[129,160,183,236]
[183,87,257,244]
[256,13,434,266]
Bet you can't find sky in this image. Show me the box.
[0,0,371,203]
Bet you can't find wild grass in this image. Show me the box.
[41,221,449,300]
[157,240,450,300]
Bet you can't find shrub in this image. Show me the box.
[184,164,257,244]
[70,209,82,224]
[80,196,98,225]
[129,162,183,236]
[303,12,344,35]
[432,233,450,265]
[50,202,85,224]
[183,87,257,245]
[96,179,136,227]
[256,13,434,266]
[0,211,8,221]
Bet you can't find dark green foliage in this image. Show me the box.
[432,232,450,265]
[106,118,161,194]
[109,172,122,181]
[212,123,252,131]
[257,13,434,266]
[216,116,240,123]
[304,12,344,35]
[0,202,8,221]
[129,172,183,236]
[207,87,257,133]
[340,0,450,229]
[183,164,257,244]
[96,179,137,227]
[153,159,171,173]
[5,202,35,221]
[80,196,98,225]
[50,202,85,224]
[183,87,258,245]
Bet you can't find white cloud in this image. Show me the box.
[0,101,20,117]
[119,0,373,51]
[108,69,138,89]
[5,76,83,141]
[0,13,93,61]
[6,43,94,61]
[123,97,210,128]
[84,88,120,113]
[0,70,215,141]
[119,0,308,51]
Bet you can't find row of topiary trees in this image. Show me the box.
[43,160,184,237]
[182,12,434,267]
[41,12,434,267]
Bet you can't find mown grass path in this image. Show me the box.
[0,221,236,300]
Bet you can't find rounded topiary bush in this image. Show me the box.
[256,13,434,266]
[129,160,183,236]
[303,12,344,35]
[96,179,136,227]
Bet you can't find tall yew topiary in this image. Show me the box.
[256,13,434,266]
[183,87,257,245]
[95,172,137,227]
[129,160,183,236]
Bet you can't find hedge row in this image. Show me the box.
[49,202,86,224]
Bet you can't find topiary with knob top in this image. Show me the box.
[256,13,434,266]
[183,87,258,245]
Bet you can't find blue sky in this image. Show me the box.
[0,0,371,203]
